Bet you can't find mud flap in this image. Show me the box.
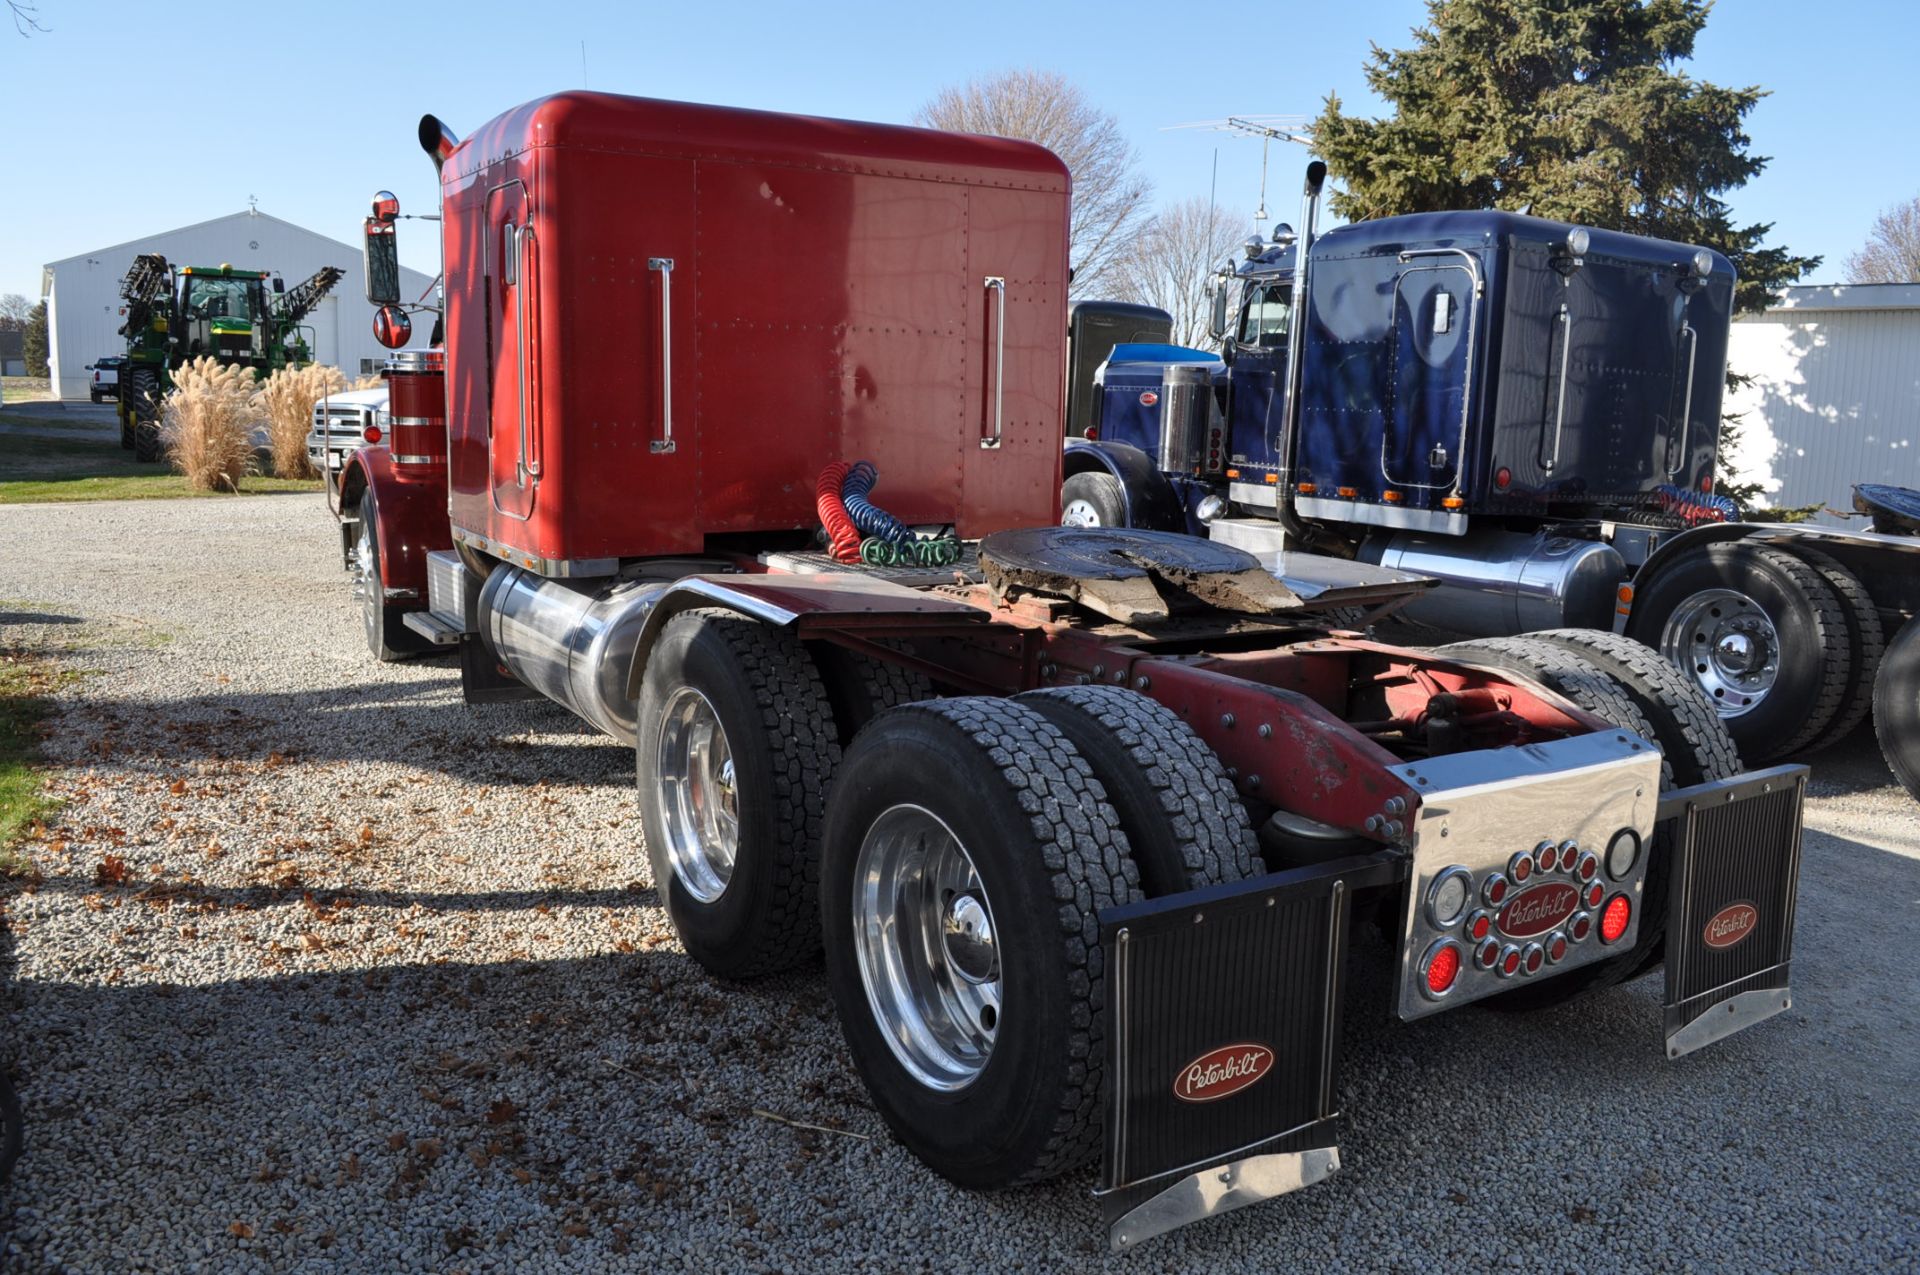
[1657,764,1807,1059]
[458,634,541,705]
[1094,852,1402,1251]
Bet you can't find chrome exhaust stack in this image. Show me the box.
[477,567,668,744]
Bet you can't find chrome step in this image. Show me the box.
[400,610,463,646]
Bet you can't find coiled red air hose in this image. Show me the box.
[816,461,863,563]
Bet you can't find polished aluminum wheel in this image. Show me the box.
[853,804,1001,1091]
[353,515,379,646]
[1660,587,1779,717]
[654,686,738,902]
[1061,498,1103,527]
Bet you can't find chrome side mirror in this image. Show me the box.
[1207,271,1234,341]
[364,191,402,306]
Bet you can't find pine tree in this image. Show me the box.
[22,301,48,377]
[1312,0,1817,314]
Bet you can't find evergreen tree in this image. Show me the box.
[1312,0,1816,313]
[23,301,48,377]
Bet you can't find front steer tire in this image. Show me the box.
[353,484,432,663]
[638,610,841,979]
[820,698,1142,1189]
[1060,471,1126,528]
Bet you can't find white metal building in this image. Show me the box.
[42,208,435,401]
[1724,283,1920,519]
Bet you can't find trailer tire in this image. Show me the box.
[820,698,1140,1188]
[1780,545,1884,752]
[638,610,840,979]
[1626,542,1851,761]
[352,484,431,663]
[1018,685,1259,893]
[1519,629,1742,786]
[1061,471,1126,528]
[1873,618,1920,802]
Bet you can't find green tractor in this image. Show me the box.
[114,255,343,461]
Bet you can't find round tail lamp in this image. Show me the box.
[1421,940,1463,999]
[1600,894,1633,944]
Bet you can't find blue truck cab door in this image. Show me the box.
[1225,275,1292,473]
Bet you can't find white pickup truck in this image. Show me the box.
[308,387,389,494]
[86,356,126,402]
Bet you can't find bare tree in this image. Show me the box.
[0,293,33,331]
[1113,199,1247,348]
[1846,196,1920,284]
[915,69,1151,299]
[8,1,47,36]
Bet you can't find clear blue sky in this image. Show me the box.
[4,0,1911,304]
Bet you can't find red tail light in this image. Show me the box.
[364,425,384,444]
[1569,911,1593,942]
[1600,894,1632,944]
[1584,880,1604,909]
[1426,944,1462,996]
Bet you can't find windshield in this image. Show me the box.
[183,276,260,322]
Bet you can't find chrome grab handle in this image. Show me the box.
[982,276,1006,449]
[1541,303,1572,472]
[512,223,537,485]
[648,257,676,455]
[1667,321,1698,476]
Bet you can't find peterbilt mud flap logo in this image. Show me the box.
[1173,1044,1273,1103]
[1497,882,1579,938]
[1703,901,1759,950]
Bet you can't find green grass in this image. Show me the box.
[1,375,55,403]
[0,431,323,504]
[0,651,73,873]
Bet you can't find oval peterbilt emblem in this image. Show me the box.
[1498,882,1579,938]
[1174,1043,1273,1103]
[1704,901,1758,950]
[1139,390,1159,407]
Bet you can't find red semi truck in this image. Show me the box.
[336,92,1807,1249]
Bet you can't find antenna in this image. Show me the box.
[1164,115,1315,226]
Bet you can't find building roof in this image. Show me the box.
[1745,282,1920,316]
[41,208,396,295]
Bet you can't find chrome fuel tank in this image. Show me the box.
[478,566,670,743]
[1361,528,1624,636]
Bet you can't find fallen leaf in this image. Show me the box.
[301,933,325,952]
[486,1098,517,1125]
[1446,1190,1470,1206]
[415,1138,443,1162]
[94,855,129,886]
[1570,1205,1597,1223]
[170,779,187,795]
[387,1132,408,1151]
[228,1222,254,1239]
[512,1167,532,1184]
[467,1146,490,1170]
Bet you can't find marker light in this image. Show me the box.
[1428,867,1472,928]
[364,425,383,444]
[1508,852,1534,884]
[1600,894,1632,944]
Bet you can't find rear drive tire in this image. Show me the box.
[1626,542,1851,762]
[1519,629,1742,785]
[1438,635,1674,1009]
[812,643,937,745]
[1017,685,1258,893]
[820,698,1141,1188]
[1782,545,1884,752]
[1060,471,1126,528]
[1872,618,1920,802]
[638,610,840,979]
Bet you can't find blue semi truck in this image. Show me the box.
[1065,165,1920,787]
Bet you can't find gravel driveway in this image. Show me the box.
[1,495,1915,1273]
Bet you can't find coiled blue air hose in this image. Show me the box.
[842,461,916,544]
